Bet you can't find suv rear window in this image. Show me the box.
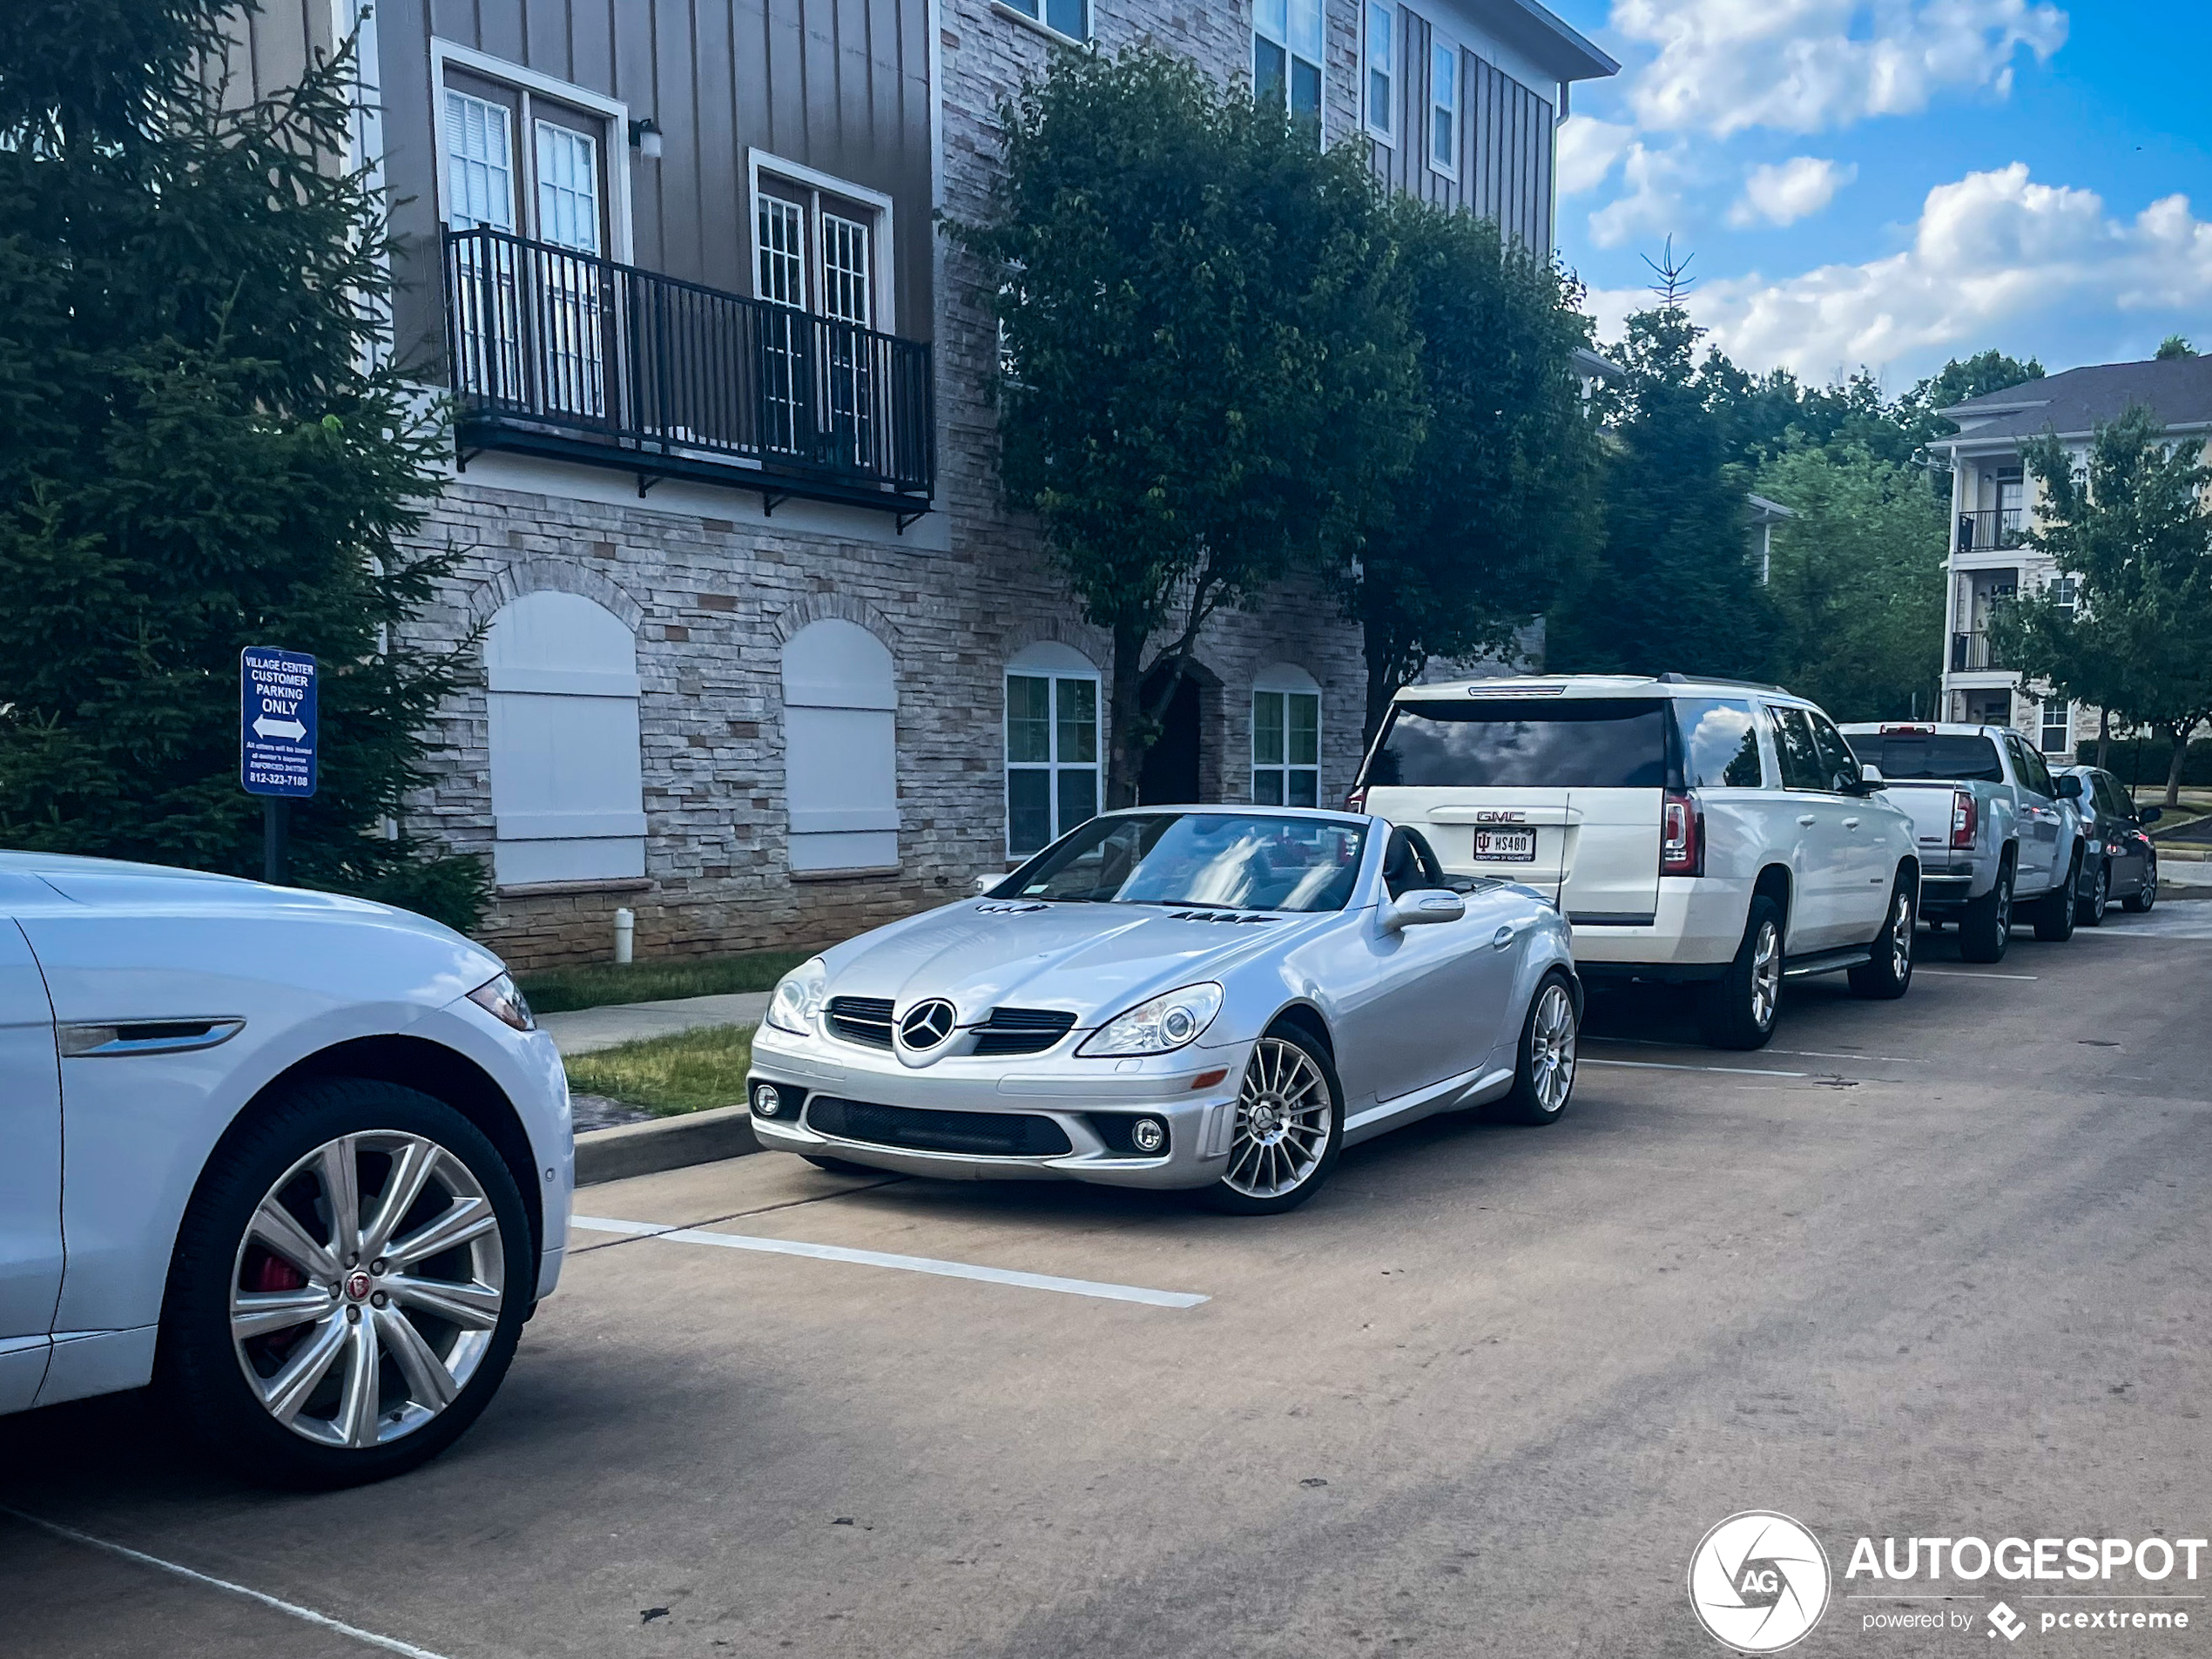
[1366,699,1667,790]
[1844,733,2005,783]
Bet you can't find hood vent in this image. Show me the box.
[1166,910,1278,925]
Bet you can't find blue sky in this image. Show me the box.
[1540,2,2212,389]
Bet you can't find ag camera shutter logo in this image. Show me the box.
[1688,1511,1831,1652]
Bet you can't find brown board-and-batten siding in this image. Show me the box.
[353,0,934,365]
[1370,5,1554,256]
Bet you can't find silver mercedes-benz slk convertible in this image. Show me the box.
[747,808,1581,1213]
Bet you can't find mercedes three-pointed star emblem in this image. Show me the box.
[898,999,957,1050]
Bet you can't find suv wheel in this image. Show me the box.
[2077,860,2109,927]
[2033,853,2080,942]
[159,1079,532,1488]
[1698,895,1784,1050]
[1958,860,2014,963]
[1848,877,1916,999]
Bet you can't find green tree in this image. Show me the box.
[1893,349,2047,489]
[1993,407,2212,806]
[0,0,485,926]
[1754,445,1946,720]
[2155,335,2197,361]
[1344,200,1599,742]
[1548,305,1777,679]
[951,47,1420,805]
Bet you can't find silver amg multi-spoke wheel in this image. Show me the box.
[1223,1037,1333,1201]
[230,1131,507,1450]
[1527,982,1577,1115]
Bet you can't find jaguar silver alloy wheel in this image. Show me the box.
[1528,982,1577,1116]
[1224,1037,1332,1200]
[1750,919,1782,1030]
[229,1131,507,1449]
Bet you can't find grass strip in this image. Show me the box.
[521,949,812,1015]
[564,1023,757,1118]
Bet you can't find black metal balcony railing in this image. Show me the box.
[1957,507,2026,551]
[1951,631,2004,671]
[442,226,934,516]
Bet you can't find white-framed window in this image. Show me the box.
[1006,642,1101,858]
[533,121,601,254]
[747,154,895,330]
[431,46,626,256]
[1001,0,1088,43]
[1256,0,1324,134]
[2041,702,2073,756]
[444,91,516,232]
[1430,41,1459,176]
[484,591,645,887]
[1363,2,1395,143]
[783,620,900,874]
[2049,574,2080,618]
[1252,666,1321,807]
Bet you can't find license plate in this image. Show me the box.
[1473,829,1536,862]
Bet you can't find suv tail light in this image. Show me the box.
[1344,787,1368,813]
[1951,789,1977,849]
[1882,723,1937,735]
[1662,790,1704,877]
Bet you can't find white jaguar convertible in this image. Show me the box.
[748,808,1581,1213]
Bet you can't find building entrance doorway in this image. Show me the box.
[1137,663,1203,806]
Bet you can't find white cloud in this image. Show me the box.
[1587,142,1690,249]
[1557,116,1636,196]
[1588,165,2212,378]
[1730,156,1858,226]
[1610,0,2068,137]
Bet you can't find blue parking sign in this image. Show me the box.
[240,648,318,798]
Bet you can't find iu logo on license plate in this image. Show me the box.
[1474,829,1537,863]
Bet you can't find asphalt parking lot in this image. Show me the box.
[6,907,2209,1658]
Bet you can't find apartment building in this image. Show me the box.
[218,0,1613,965]
[1933,354,2212,753]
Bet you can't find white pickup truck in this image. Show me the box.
[1838,723,2088,962]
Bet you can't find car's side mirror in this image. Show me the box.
[1861,763,1886,788]
[1383,888,1467,932]
[2141,806,2163,826]
[2057,774,2084,799]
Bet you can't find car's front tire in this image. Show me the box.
[1203,1028,1343,1216]
[1849,875,1918,999]
[1488,972,1579,1125]
[2032,853,2080,942]
[159,1079,532,1489]
[1698,895,1784,1050]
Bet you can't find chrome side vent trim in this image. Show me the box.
[58,1018,246,1057]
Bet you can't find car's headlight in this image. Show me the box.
[766,957,829,1035]
[467,971,535,1033]
[1077,982,1224,1057]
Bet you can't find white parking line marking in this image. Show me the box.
[1581,1057,1811,1079]
[1588,1038,1919,1063]
[1,1507,453,1659]
[571,1216,1210,1309]
[1917,969,2039,981]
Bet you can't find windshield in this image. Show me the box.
[1364,698,1668,790]
[1844,733,2005,783]
[1001,813,1367,912]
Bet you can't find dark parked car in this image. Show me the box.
[2059,765,2162,922]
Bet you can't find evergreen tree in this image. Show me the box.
[1345,200,1599,742]
[0,0,484,927]
[1548,305,1777,680]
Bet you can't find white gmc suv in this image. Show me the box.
[1350,675,1923,1049]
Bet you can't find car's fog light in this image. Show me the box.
[752,1083,784,1117]
[1131,1116,1167,1154]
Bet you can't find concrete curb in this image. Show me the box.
[575,1104,760,1186]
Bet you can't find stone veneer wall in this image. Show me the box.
[396,0,1377,970]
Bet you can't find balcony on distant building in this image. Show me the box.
[1956,507,2027,553]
